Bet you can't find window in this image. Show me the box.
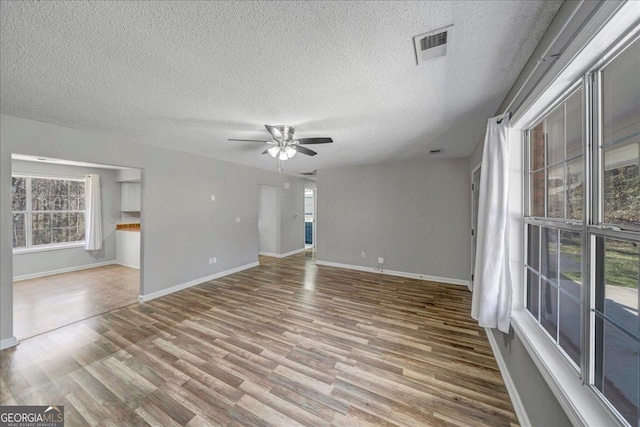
[525,38,639,426]
[12,176,86,249]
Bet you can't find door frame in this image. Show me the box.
[470,163,481,290]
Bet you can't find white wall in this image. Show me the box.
[11,160,121,278]
[0,114,310,344]
[316,158,470,283]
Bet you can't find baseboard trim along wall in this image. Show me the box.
[138,261,260,303]
[13,260,117,282]
[279,248,305,258]
[0,336,18,350]
[259,248,305,259]
[315,260,470,287]
[485,328,531,427]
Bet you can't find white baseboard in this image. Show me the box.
[13,260,117,281]
[485,327,531,427]
[138,261,260,303]
[0,336,18,350]
[314,260,470,287]
[259,248,305,259]
[116,262,140,270]
[279,248,305,258]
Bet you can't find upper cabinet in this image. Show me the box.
[121,182,141,211]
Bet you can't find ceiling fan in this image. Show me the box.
[228,125,333,161]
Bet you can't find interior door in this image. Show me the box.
[471,166,481,288]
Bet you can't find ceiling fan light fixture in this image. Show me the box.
[278,149,289,161]
[284,146,296,158]
[268,146,280,158]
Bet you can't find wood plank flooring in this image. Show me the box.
[1,252,518,426]
[13,264,140,340]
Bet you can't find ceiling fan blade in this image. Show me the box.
[296,137,333,144]
[294,145,317,156]
[262,149,270,154]
[265,125,283,140]
[228,139,271,143]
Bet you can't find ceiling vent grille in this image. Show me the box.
[413,25,452,65]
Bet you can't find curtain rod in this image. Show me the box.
[497,0,583,120]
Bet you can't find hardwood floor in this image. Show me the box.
[1,252,518,426]
[13,264,140,340]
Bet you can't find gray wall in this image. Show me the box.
[1,114,309,342]
[316,158,470,282]
[11,160,121,277]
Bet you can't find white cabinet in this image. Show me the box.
[121,182,141,211]
[116,230,140,269]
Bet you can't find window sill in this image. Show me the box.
[510,309,625,427]
[13,242,85,255]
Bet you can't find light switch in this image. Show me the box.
[211,195,216,201]
[283,182,290,190]
[236,217,241,223]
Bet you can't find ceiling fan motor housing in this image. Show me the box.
[275,125,295,141]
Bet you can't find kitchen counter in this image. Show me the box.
[116,223,140,232]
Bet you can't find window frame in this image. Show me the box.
[11,174,87,253]
[523,35,640,427]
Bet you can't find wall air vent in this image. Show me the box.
[430,149,442,154]
[413,25,452,65]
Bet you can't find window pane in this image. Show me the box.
[531,122,545,171]
[548,164,565,218]
[541,279,558,340]
[12,213,26,248]
[546,105,565,167]
[603,141,639,228]
[11,177,26,211]
[52,228,69,244]
[602,39,640,149]
[527,270,540,320]
[32,229,52,246]
[541,228,559,283]
[559,289,581,367]
[559,231,582,367]
[566,90,583,160]
[32,213,51,230]
[567,157,584,220]
[560,231,582,292]
[532,171,545,216]
[600,321,639,426]
[604,239,639,338]
[528,224,540,272]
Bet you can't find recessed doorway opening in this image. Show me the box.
[11,154,143,340]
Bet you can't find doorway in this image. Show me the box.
[470,165,481,290]
[304,188,316,251]
[258,185,281,261]
[11,154,142,340]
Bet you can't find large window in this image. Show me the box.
[525,38,639,426]
[12,176,86,249]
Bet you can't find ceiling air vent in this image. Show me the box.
[413,25,452,65]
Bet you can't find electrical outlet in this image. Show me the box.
[361,251,366,258]
[211,195,216,201]
[378,257,384,264]
[236,217,241,223]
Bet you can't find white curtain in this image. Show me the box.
[471,115,512,333]
[84,174,103,251]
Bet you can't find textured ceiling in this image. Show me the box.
[0,1,562,174]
